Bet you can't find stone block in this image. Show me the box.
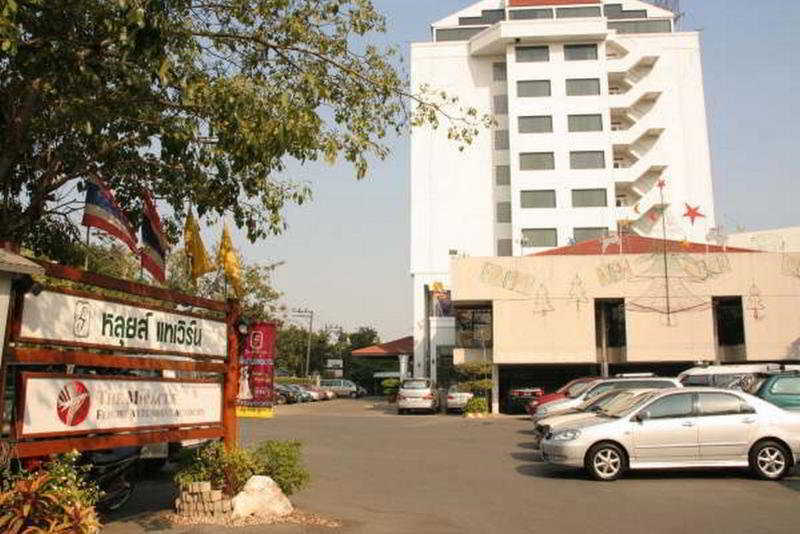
[211,489,222,502]
[231,475,293,520]
[199,481,212,492]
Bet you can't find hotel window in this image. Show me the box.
[496,201,512,223]
[495,165,511,186]
[522,228,557,248]
[557,6,602,18]
[519,115,553,134]
[493,62,507,82]
[574,227,609,243]
[564,44,598,61]
[493,94,508,115]
[520,152,555,171]
[521,190,556,209]
[568,114,604,132]
[516,45,549,63]
[566,78,601,96]
[509,8,553,20]
[608,20,672,34]
[494,129,509,150]
[497,239,513,257]
[517,80,551,98]
[570,151,605,169]
[572,189,608,207]
[455,307,493,349]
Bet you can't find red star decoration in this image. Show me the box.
[683,204,705,225]
[657,179,667,189]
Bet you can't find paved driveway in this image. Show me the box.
[105,398,800,534]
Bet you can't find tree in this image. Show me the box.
[165,248,284,321]
[1,0,491,261]
[276,324,332,377]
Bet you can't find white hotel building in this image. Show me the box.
[410,0,716,379]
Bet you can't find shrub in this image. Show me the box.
[455,361,492,380]
[174,440,310,497]
[465,397,488,414]
[0,452,101,534]
[275,377,314,385]
[381,378,400,396]
[252,440,310,496]
[457,379,492,396]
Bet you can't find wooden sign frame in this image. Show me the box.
[1,260,240,458]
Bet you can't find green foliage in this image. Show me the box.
[174,440,310,497]
[252,440,310,496]
[275,377,314,385]
[465,397,488,414]
[455,361,492,380]
[381,378,400,396]
[0,452,101,534]
[1,0,492,262]
[457,379,493,396]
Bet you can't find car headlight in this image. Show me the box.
[551,429,581,441]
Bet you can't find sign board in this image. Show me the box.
[19,373,222,438]
[19,290,227,358]
[326,358,343,369]
[236,322,276,419]
[330,369,343,378]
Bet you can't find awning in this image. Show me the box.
[351,336,413,358]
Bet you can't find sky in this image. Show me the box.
[220,0,800,342]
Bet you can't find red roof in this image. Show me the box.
[532,235,757,256]
[351,336,413,357]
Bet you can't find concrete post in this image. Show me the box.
[399,354,409,381]
[491,364,500,414]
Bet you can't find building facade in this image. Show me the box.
[450,237,800,412]
[410,0,716,379]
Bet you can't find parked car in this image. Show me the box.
[532,375,681,423]
[297,384,322,401]
[397,378,439,414]
[445,385,474,413]
[541,387,800,481]
[320,379,360,398]
[749,371,800,411]
[275,384,299,404]
[285,384,312,402]
[533,389,654,448]
[678,363,800,390]
[526,377,596,416]
[357,385,368,397]
[506,387,544,414]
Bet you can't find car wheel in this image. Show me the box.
[750,440,791,480]
[350,392,357,398]
[397,408,405,415]
[585,442,627,482]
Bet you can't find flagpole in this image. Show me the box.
[84,226,90,270]
[659,186,671,326]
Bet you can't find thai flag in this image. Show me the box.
[140,190,169,283]
[82,178,138,254]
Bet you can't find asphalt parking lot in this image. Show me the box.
[106,398,800,534]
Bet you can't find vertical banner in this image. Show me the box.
[236,322,277,418]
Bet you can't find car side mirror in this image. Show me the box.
[634,411,650,423]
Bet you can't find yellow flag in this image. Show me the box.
[217,223,242,296]
[184,212,215,281]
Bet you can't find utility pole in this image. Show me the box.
[292,308,314,377]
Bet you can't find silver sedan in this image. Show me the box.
[541,388,800,481]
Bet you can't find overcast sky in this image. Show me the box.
[218,0,800,342]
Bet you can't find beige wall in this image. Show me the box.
[451,251,800,365]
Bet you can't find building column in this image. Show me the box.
[491,364,500,414]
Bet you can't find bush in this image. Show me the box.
[174,440,310,497]
[455,361,492,380]
[456,379,492,396]
[465,397,488,414]
[0,451,101,534]
[275,377,314,385]
[252,440,310,496]
[381,378,400,396]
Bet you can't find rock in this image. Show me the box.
[231,476,293,520]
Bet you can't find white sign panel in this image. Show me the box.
[20,290,227,357]
[326,359,343,369]
[21,375,222,437]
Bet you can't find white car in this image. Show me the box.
[445,385,474,413]
[532,376,681,423]
[397,379,439,414]
[533,389,654,448]
[678,363,800,390]
[541,387,800,481]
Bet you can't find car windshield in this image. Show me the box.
[402,380,430,390]
[567,381,593,398]
[579,391,618,410]
[601,391,660,418]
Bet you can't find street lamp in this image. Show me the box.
[292,308,314,377]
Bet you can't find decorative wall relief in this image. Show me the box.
[531,284,554,317]
[569,274,588,311]
[479,262,537,296]
[596,259,634,287]
[747,283,766,320]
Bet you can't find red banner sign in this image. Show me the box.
[236,322,277,418]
